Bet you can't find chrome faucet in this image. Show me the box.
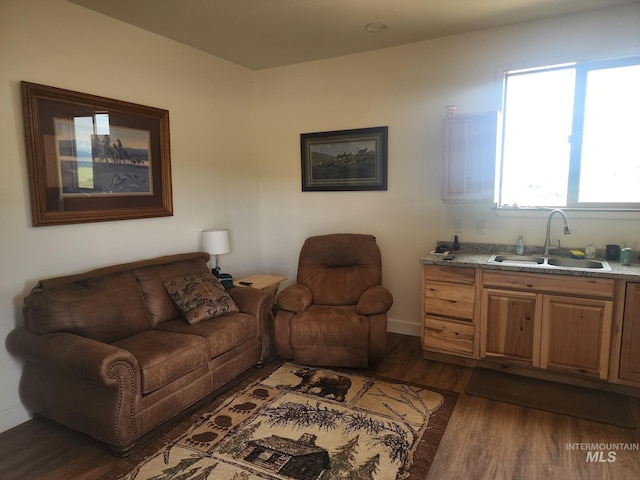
[543,209,571,255]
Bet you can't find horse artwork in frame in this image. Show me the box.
[300,126,388,192]
[21,82,173,226]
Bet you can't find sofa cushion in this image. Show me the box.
[112,330,209,394]
[22,271,151,343]
[133,257,211,327]
[163,273,239,324]
[157,312,258,359]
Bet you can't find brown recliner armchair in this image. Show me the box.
[274,233,393,368]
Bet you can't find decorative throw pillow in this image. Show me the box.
[163,273,239,324]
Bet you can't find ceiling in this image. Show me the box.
[68,0,639,70]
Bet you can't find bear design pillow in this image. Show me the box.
[163,272,239,324]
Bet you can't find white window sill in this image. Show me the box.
[492,206,640,220]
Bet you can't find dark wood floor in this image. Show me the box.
[1,333,639,479]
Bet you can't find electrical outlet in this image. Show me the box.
[477,220,487,234]
[454,220,462,233]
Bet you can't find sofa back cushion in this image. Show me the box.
[133,257,211,327]
[23,271,152,343]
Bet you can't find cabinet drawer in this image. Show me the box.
[424,282,475,320]
[482,271,615,299]
[424,316,475,355]
[423,264,475,284]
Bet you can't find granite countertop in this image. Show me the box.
[420,242,640,281]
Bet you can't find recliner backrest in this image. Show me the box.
[297,233,382,306]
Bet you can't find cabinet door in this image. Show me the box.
[481,288,541,365]
[540,295,612,379]
[441,111,497,203]
[619,283,640,383]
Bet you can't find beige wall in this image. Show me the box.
[0,0,261,430]
[254,3,640,336]
[2,0,639,432]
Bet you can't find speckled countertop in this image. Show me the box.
[420,242,640,281]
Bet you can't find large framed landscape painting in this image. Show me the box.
[21,82,173,226]
[300,126,388,191]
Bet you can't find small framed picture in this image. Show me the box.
[300,126,388,191]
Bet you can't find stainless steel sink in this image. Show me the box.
[489,255,546,265]
[487,254,611,271]
[546,258,608,269]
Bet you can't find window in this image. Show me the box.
[497,56,640,209]
[54,114,111,192]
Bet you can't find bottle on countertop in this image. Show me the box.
[585,244,596,259]
[453,235,460,252]
[515,236,525,255]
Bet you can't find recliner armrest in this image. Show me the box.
[276,284,312,313]
[356,285,393,315]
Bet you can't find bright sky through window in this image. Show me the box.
[498,57,640,209]
[579,64,640,203]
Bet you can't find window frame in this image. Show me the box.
[498,55,640,211]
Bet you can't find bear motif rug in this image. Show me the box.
[117,363,457,480]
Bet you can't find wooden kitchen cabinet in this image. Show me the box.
[422,265,477,357]
[441,111,498,203]
[481,271,614,379]
[541,295,612,379]
[619,282,640,383]
[481,289,541,365]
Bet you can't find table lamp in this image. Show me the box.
[201,229,230,277]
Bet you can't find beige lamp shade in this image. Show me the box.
[201,229,231,255]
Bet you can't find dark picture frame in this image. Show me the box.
[300,126,388,191]
[21,81,173,226]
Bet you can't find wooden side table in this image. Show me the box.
[234,274,287,296]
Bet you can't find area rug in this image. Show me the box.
[466,368,634,428]
[108,362,457,480]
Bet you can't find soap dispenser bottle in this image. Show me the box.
[453,235,460,252]
[515,236,525,255]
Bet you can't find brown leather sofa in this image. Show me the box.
[274,234,393,368]
[6,252,273,456]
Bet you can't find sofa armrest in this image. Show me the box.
[228,286,273,319]
[6,328,139,385]
[356,285,393,315]
[7,327,142,450]
[275,284,312,313]
[228,287,274,362]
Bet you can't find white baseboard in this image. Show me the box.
[0,403,30,433]
[387,318,421,337]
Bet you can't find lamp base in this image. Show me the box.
[212,269,234,289]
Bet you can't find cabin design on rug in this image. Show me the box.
[239,432,330,480]
[117,363,456,480]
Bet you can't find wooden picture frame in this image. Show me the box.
[21,81,173,226]
[300,126,388,191]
